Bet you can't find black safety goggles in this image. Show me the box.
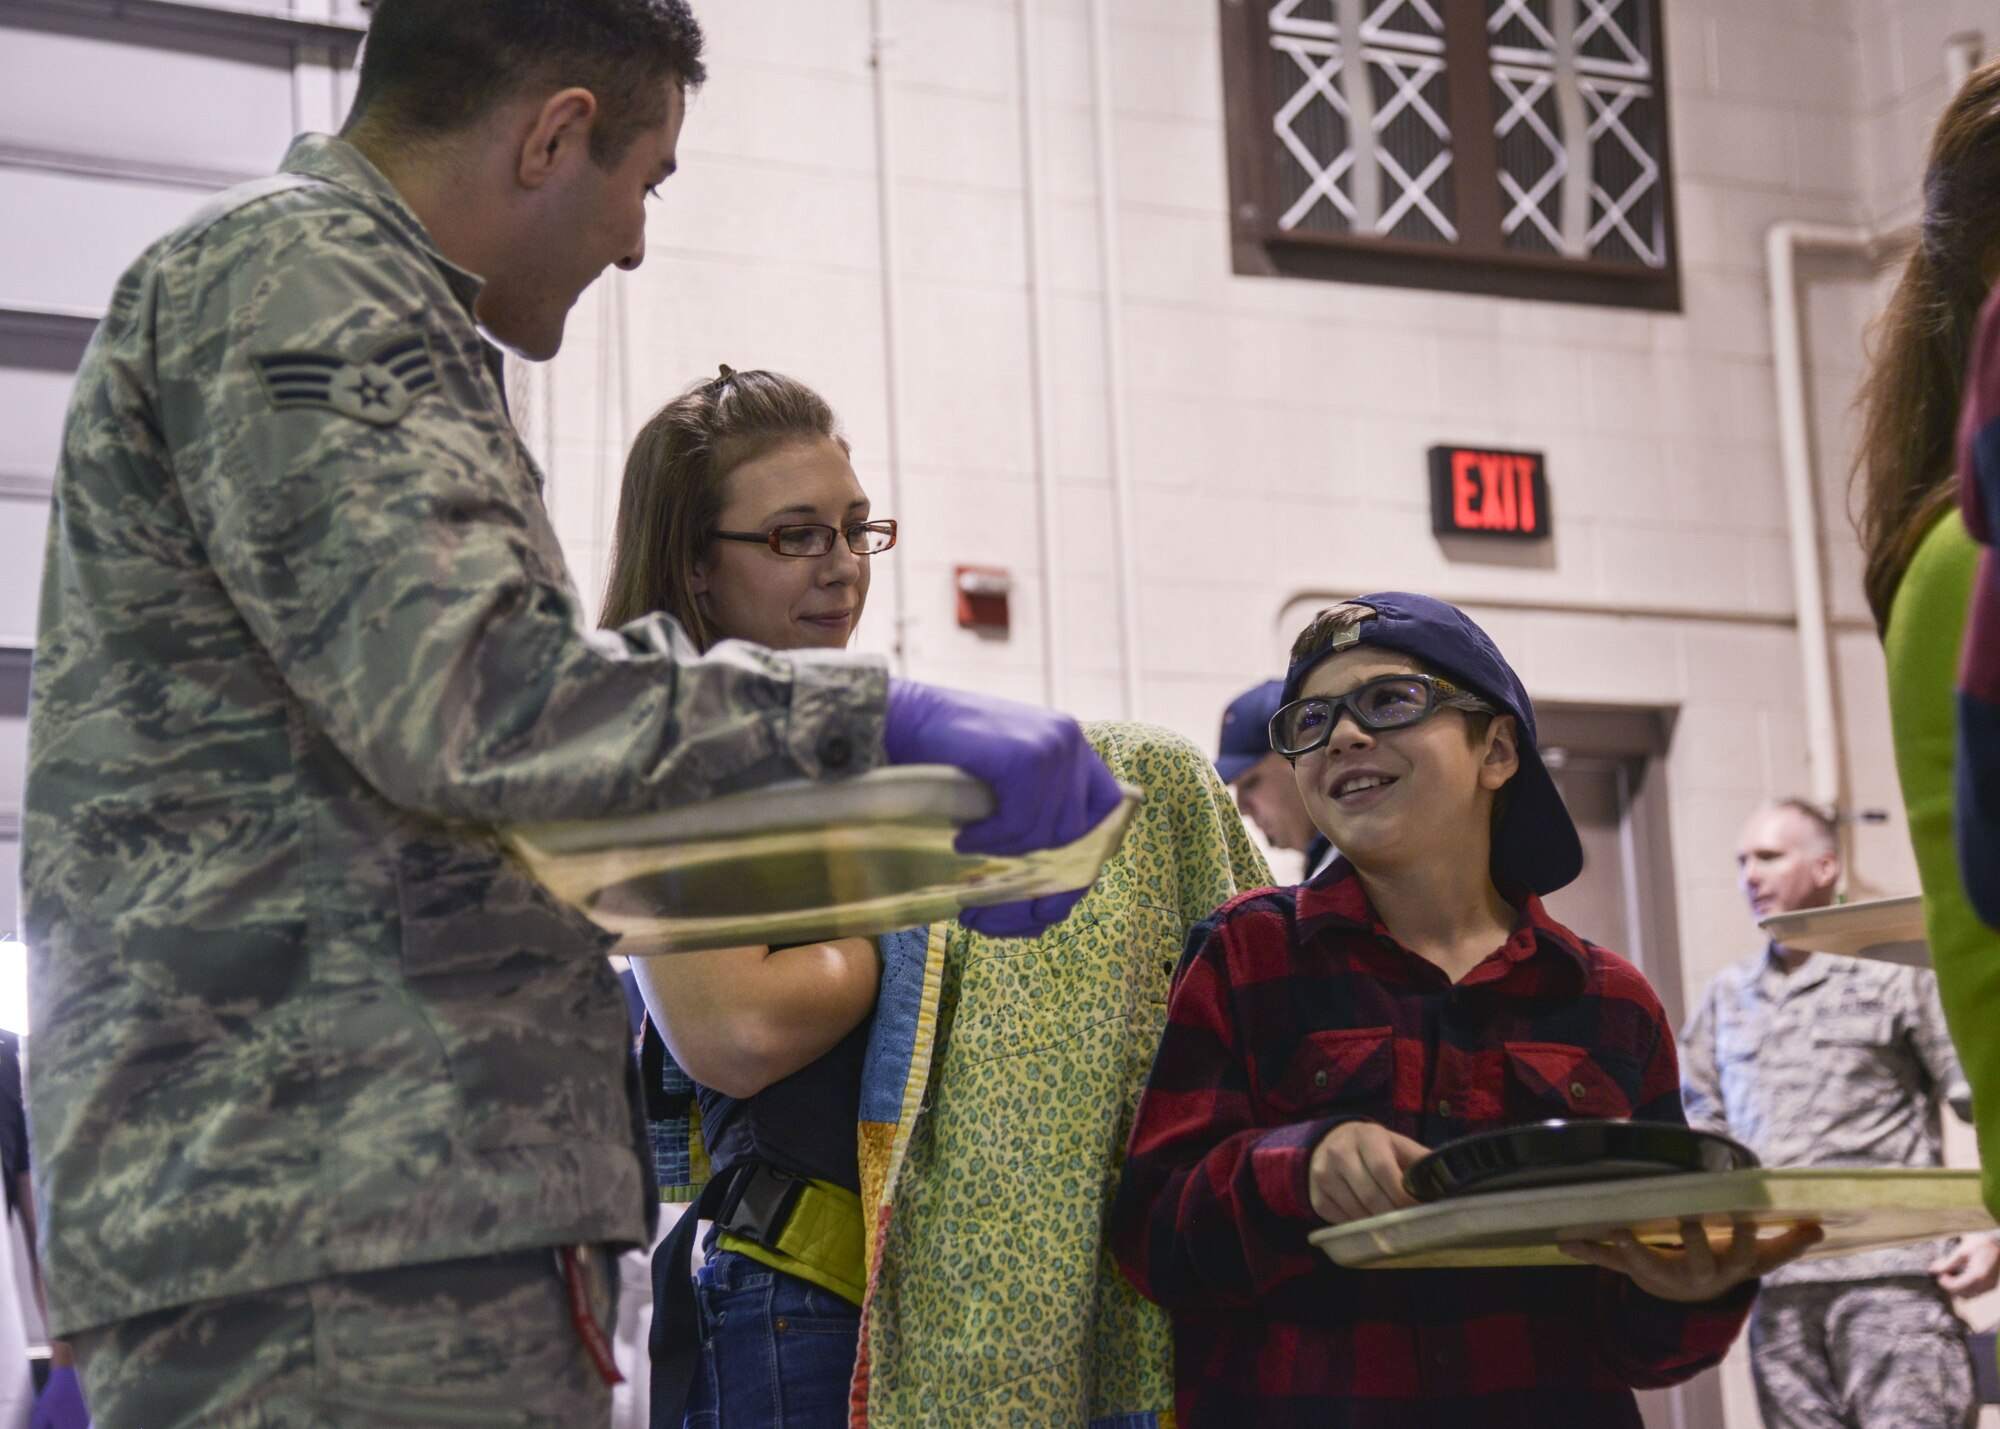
[1269,674,1496,760]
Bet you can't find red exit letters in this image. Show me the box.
[1428,446,1550,540]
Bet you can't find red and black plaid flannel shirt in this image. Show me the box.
[1109,861,1752,1428]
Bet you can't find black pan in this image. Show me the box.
[1403,1119,1759,1202]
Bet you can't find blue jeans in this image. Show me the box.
[684,1250,859,1429]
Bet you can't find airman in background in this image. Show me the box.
[1681,800,2000,1429]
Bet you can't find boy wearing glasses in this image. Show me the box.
[1109,593,1815,1427]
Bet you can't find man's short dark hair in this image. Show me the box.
[345,0,707,164]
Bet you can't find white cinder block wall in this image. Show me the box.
[0,1,1988,1419]
[525,4,1995,1424]
[537,1,1969,967]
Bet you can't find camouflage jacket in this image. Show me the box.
[1681,945,1973,1285]
[22,134,887,1336]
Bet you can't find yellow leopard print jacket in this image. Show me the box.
[851,722,1273,1428]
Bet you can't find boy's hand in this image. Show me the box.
[1309,1120,1428,1225]
[1558,1219,1823,1302]
[1931,1235,2000,1297]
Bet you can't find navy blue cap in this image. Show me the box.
[1279,592,1583,896]
[1216,678,1286,783]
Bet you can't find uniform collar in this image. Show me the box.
[1757,939,1831,997]
[1297,857,1594,988]
[279,133,487,316]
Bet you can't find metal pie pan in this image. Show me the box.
[1403,1119,1760,1203]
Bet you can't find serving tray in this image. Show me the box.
[1311,1167,1991,1270]
[504,765,1143,953]
[1759,895,1928,966]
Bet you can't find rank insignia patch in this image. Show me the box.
[254,331,440,425]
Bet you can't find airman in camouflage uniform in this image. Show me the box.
[1681,802,1997,1429]
[24,0,1129,1409]
[22,114,898,1416]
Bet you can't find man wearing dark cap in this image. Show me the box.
[1112,594,1811,1428]
[1215,680,1334,882]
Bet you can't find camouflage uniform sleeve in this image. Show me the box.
[1677,982,1729,1136]
[1909,970,1974,1123]
[154,201,885,822]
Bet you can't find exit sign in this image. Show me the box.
[1429,446,1550,539]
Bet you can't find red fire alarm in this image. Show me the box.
[956,565,1012,635]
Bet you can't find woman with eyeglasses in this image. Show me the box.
[599,367,896,1429]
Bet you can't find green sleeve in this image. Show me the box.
[1886,509,2000,1211]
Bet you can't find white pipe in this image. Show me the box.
[868,0,912,676]
[1765,220,1912,813]
[1085,0,1143,720]
[1017,0,1065,708]
[1947,33,1984,92]
[1276,589,1849,633]
[1761,39,1974,808]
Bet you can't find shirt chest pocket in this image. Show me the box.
[1504,1041,1636,1123]
[1814,1013,1895,1046]
[1264,1026,1395,1118]
[1811,1013,1899,1075]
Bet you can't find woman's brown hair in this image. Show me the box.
[1855,57,2000,631]
[599,366,845,649]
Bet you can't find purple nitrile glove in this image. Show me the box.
[32,1365,89,1429]
[881,679,1121,938]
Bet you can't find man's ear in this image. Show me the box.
[517,87,599,190]
[1479,714,1522,791]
